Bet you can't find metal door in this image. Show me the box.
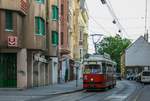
[0,53,17,88]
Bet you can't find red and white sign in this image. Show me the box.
[8,36,18,47]
[20,0,28,14]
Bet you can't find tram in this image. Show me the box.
[83,53,116,90]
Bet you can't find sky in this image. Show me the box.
[86,0,150,53]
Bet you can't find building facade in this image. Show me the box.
[0,0,89,88]
[47,0,59,84]
[0,0,59,89]
[122,36,150,77]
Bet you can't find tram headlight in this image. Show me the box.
[91,78,94,82]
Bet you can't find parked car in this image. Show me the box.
[135,73,141,82]
[115,73,122,80]
[126,73,134,80]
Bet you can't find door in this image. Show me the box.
[0,53,17,88]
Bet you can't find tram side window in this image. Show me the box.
[107,64,113,73]
[102,63,106,73]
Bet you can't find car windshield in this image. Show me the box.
[84,65,101,74]
[142,71,150,76]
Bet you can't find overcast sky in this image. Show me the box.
[86,0,150,53]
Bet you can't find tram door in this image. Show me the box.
[0,53,17,88]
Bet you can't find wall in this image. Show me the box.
[125,36,150,66]
[17,49,27,89]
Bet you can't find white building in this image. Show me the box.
[125,36,150,74]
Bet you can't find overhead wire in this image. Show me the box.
[89,15,113,36]
[100,0,130,38]
[85,0,113,36]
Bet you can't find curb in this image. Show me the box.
[49,88,84,96]
[0,88,84,96]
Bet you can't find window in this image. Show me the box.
[35,0,44,4]
[5,10,13,31]
[52,31,59,45]
[52,5,58,20]
[61,32,64,45]
[80,49,82,61]
[35,17,45,35]
[102,63,106,73]
[61,4,64,15]
[84,65,101,74]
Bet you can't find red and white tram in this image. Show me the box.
[83,53,116,90]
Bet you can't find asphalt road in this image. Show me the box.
[128,82,150,101]
[27,80,137,101]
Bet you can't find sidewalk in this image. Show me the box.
[0,79,83,96]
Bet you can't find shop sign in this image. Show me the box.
[8,36,18,47]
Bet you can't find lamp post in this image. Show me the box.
[74,61,80,87]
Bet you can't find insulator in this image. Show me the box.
[118,30,121,33]
[101,0,106,4]
[112,20,116,24]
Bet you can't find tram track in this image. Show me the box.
[125,82,144,101]
[25,90,86,101]
[26,81,132,101]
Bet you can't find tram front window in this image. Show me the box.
[84,65,101,74]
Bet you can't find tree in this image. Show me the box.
[97,34,131,72]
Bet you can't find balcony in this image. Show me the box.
[0,0,28,15]
[59,47,71,55]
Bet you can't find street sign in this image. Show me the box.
[8,36,18,47]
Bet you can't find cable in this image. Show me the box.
[85,0,113,36]
[100,0,130,38]
[89,15,112,36]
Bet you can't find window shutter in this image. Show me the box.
[41,19,45,35]
[52,5,58,20]
[35,17,45,35]
[52,31,58,45]
[5,10,13,30]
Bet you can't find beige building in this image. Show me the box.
[120,52,126,78]
[79,0,89,62]
[0,0,59,89]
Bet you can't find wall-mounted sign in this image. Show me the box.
[8,36,18,47]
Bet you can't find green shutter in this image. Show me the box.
[52,31,58,45]
[36,0,44,4]
[41,19,45,35]
[5,10,13,30]
[52,5,58,20]
[35,17,45,35]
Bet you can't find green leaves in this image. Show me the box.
[97,35,131,72]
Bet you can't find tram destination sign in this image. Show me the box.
[88,61,97,64]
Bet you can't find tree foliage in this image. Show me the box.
[97,34,131,72]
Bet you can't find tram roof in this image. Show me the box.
[83,54,116,65]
